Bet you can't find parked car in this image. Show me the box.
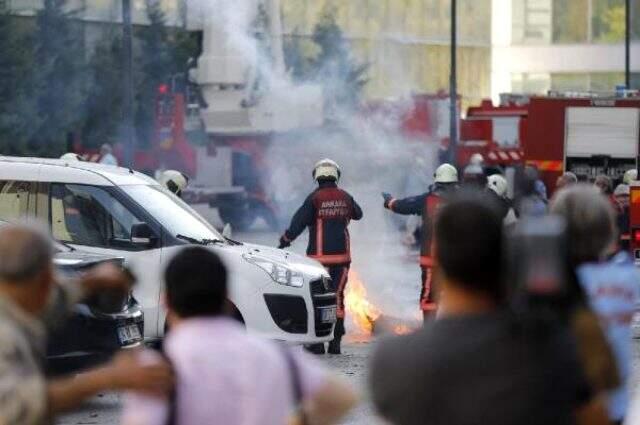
[0,157,336,345]
[0,220,143,374]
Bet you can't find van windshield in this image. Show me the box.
[122,185,223,243]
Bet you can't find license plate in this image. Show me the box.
[320,307,337,323]
[117,324,141,345]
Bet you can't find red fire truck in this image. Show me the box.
[459,91,640,194]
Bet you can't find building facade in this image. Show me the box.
[492,0,640,101]
[281,0,492,107]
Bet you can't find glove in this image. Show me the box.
[278,236,291,249]
[382,192,393,209]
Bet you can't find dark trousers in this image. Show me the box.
[420,266,438,321]
[326,265,349,338]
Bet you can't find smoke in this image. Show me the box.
[189,0,440,324]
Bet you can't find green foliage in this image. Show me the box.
[81,32,124,149]
[592,0,625,42]
[0,0,198,156]
[284,6,368,116]
[312,7,368,114]
[31,0,86,156]
[134,0,198,148]
[0,5,40,154]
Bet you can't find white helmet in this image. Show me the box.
[60,153,83,161]
[434,163,458,184]
[158,170,189,195]
[487,174,508,197]
[623,169,637,185]
[470,153,484,166]
[313,158,341,182]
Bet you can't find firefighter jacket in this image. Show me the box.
[386,185,455,266]
[282,181,363,265]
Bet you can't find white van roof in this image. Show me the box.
[0,156,158,186]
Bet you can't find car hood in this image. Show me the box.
[212,242,328,279]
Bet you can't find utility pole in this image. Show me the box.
[626,0,631,88]
[449,0,458,165]
[122,0,135,168]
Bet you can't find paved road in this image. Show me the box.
[56,219,640,424]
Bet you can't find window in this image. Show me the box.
[552,0,589,43]
[120,184,223,242]
[0,181,31,221]
[592,0,625,43]
[50,184,143,248]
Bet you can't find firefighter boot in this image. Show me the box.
[328,318,344,355]
[304,343,326,355]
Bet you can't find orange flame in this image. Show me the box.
[344,270,381,335]
[393,325,412,335]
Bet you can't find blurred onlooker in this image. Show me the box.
[594,174,614,195]
[370,193,608,425]
[551,185,640,424]
[614,184,631,250]
[0,224,172,424]
[121,247,357,425]
[517,165,547,216]
[99,143,118,166]
[556,171,578,190]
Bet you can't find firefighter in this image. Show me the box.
[278,159,363,355]
[614,183,631,251]
[60,153,84,161]
[382,163,458,321]
[487,173,514,223]
[469,153,484,167]
[462,163,487,189]
[623,169,637,185]
[158,170,190,198]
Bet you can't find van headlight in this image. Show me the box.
[243,254,304,288]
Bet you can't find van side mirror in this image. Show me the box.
[131,223,156,247]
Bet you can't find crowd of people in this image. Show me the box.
[0,156,638,425]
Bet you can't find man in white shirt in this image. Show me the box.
[121,247,357,425]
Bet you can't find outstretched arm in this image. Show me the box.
[382,193,425,216]
[351,196,363,221]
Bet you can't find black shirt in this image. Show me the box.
[370,311,591,425]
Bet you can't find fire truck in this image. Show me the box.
[459,91,640,194]
[75,0,324,231]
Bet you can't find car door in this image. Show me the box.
[42,182,164,340]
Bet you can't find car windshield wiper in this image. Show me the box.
[176,234,225,246]
[56,239,77,252]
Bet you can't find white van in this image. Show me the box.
[0,157,337,344]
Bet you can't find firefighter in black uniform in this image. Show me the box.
[278,159,363,355]
[382,163,459,321]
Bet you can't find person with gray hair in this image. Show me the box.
[551,185,640,424]
[556,171,578,191]
[0,224,172,424]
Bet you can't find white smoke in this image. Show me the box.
[188,0,440,324]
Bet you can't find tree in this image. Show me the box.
[31,0,86,156]
[135,0,198,148]
[310,7,368,116]
[283,30,314,82]
[0,3,40,154]
[81,32,124,149]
